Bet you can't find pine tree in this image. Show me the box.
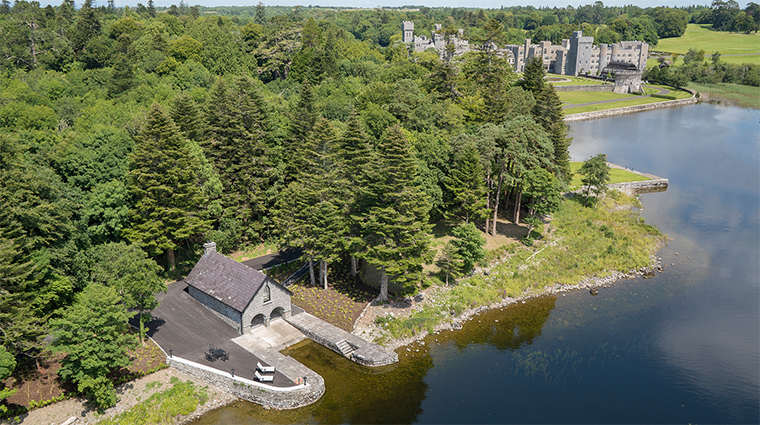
[277,118,346,288]
[533,84,573,184]
[283,81,318,184]
[204,77,271,240]
[338,110,374,277]
[125,104,210,271]
[171,92,205,142]
[520,57,572,184]
[357,125,432,301]
[520,56,546,95]
[255,1,266,25]
[445,142,489,224]
[467,19,517,123]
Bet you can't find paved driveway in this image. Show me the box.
[141,281,293,386]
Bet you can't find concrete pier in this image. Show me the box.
[286,307,398,367]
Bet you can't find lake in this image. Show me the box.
[194,103,759,424]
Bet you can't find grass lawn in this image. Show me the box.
[563,96,676,114]
[548,75,611,86]
[558,90,634,104]
[654,24,760,57]
[568,162,650,190]
[688,82,760,109]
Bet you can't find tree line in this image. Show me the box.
[0,3,579,411]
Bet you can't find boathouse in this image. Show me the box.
[185,242,293,334]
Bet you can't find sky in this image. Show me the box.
[33,1,748,10]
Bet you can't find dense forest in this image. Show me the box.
[0,0,754,411]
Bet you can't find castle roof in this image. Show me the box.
[605,61,638,70]
[185,250,286,312]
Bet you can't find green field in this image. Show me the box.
[653,24,760,61]
[548,75,611,86]
[568,162,650,189]
[563,96,673,114]
[558,91,634,104]
[688,82,760,109]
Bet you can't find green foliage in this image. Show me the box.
[0,346,17,414]
[50,284,137,410]
[579,153,611,206]
[124,104,211,270]
[451,222,486,274]
[357,125,432,299]
[97,378,207,425]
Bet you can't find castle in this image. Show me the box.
[402,21,470,57]
[504,31,648,76]
[402,21,648,77]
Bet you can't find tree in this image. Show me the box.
[255,1,266,25]
[466,18,517,123]
[445,143,489,223]
[204,77,272,241]
[124,104,210,271]
[338,110,374,277]
[522,168,563,240]
[579,153,611,206]
[450,222,486,275]
[50,284,136,410]
[283,81,318,184]
[357,125,432,301]
[520,56,572,184]
[89,242,166,344]
[520,56,547,95]
[0,346,16,415]
[438,241,463,285]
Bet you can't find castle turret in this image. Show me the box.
[402,21,414,43]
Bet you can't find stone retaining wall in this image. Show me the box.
[554,84,613,92]
[565,96,697,122]
[168,356,325,410]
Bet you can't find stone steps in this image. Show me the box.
[336,340,355,357]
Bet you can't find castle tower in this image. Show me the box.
[402,21,414,43]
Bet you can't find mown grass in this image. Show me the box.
[97,377,208,425]
[563,96,668,113]
[688,82,760,110]
[558,90,634,104]
[654,24,760,57]
[567,162,649,190]
[548,75,611,86]
[375,192,664,340]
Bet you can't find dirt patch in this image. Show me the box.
[290,274,376,332]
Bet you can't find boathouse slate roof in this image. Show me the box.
[185,250,268,313]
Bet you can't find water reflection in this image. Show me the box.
[196,104,759,424]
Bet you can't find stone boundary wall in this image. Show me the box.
[554,84,613,92]
[168,356,325,410]
[564,96,697,122]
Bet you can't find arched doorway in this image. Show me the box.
[251,313,266,328]
[270,307,285,322]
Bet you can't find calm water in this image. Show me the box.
[195,104,759,424]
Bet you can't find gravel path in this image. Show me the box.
[10,369,236,425]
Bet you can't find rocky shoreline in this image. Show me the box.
[374,254,664,353]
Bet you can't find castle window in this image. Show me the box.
[263,285,271,303]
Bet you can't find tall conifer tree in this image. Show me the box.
[204,77,271,240]
[356,125,431,301]
[125,104,210,271]
[338,110,374,277]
